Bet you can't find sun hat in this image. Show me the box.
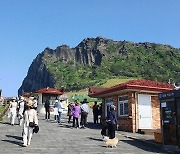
[26,100,34,107]
[20,96,24,100]
[110,104,115,109]
[12,97,16,100]
[29,96,34,100]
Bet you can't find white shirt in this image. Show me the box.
[33,99,38,108]
[24,109,38,127]
[18,101,25,114]
[81,103,89,113]
[10,101,17,114]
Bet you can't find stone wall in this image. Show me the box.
[151,96,161,129]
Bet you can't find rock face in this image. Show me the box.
[18,36,180,96]
[18,53,55,95]
[18,37,110,95]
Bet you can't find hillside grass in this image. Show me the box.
[66,78,134,104]
[100,78,136,87]
[67,89,88,97]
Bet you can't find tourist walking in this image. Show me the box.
[72,101,81,128]
[54,100,59,122]
[44,99,50,121]
[67,102,73,123]
[80,98,89,128]
[57,100,63,123]
[9,97,18,126]
[33,97,38,110]
[98,103,102,124]
[18,96,25,126]
[92,101,99,124]
[23,100,38,147]
[107,105,117,139]
[101,121,109,140]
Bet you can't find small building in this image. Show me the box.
[34,87,68,114]
[89,79,173,133]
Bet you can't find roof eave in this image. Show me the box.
[89,85,172,98]
[35,91,63,95]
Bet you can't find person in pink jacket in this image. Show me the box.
[72,101,81,128]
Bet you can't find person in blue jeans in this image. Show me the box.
[57,100,63,123]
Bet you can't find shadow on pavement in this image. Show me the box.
[59,124,72,128]
[86,122,102,130]
[6,135,23,141]
[1,122,19,126]
[1,122,11,125]
[1,139,22,146]
[88,137,103,142]
[121,139,168,153]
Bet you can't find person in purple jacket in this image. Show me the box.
[72,100,81,128]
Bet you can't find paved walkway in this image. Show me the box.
[0,111,169,154]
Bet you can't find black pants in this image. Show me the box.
[45,108,50,119]
[81,112,88,126]
[93,114,99,124]
[68,116,72,123]
[73,117,79,128]
[101,123,108,136]
[108,123,116,139]
[54,115,58,121]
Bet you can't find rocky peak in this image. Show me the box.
[19,36,179,96]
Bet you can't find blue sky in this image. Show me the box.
[0,0,180,97]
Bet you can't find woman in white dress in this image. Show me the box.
[9,98,18,125]
[23,100,38,147]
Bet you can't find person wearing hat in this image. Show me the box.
[33,97,38,110]
[22,100,38,147]
[18,96,25,126]
[106,104,117,139]
[9,97,18,125]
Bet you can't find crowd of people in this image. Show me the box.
[7,97,117,147]
[46,98,117,140]
[8,96,39,147]
[44,98,90,129]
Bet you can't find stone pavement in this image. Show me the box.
[0,111,170,154]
